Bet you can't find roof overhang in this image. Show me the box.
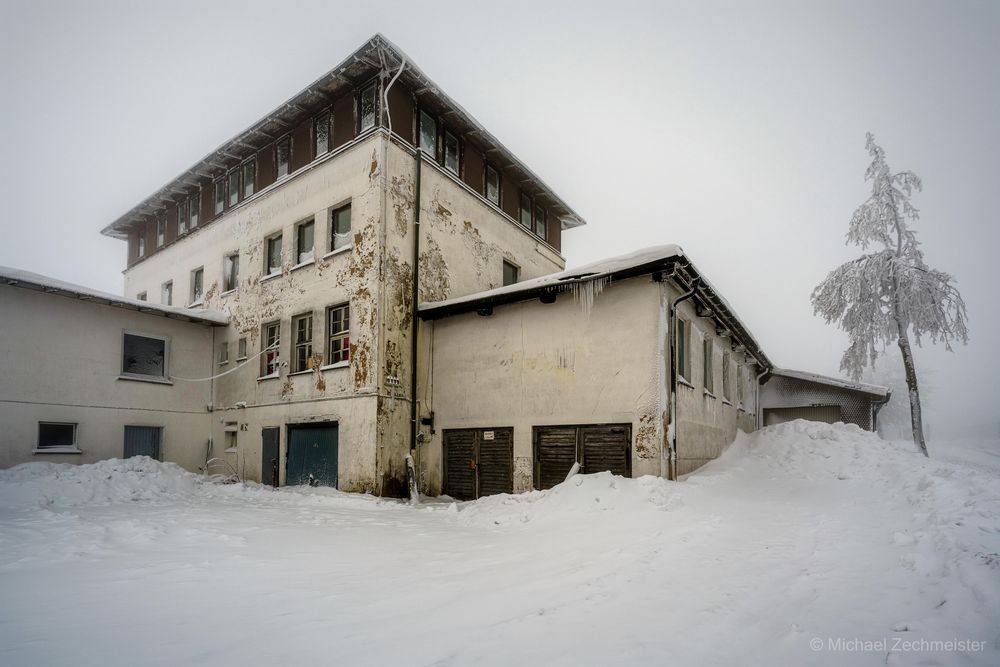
[769,368,890,398]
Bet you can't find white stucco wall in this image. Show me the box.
[0,285,216,471]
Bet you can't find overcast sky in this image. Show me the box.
[1,0,997,438]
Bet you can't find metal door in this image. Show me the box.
[442,428,513,500]
[261,427,280,487]
[286,423,338,488]
[124,425,162,460]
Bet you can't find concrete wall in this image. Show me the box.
[0,285,215,471]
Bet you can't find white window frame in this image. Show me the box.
[35,422,80,454]
[329,204,352,253]
[265,234,283,276]
[190,267,204,306]
[223,253,240,293]
[120,330,170,381]
[156,214,165,247]
[327,303,350,366]
[296,218,315,265]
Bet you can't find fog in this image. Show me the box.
[1,0,996,439]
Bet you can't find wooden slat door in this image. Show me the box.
[581,425,631,478]
[443,430,477,500]
[534,427,578,491]
[478,429,513,497]
[534,424,632,490]
[443,428,513,500]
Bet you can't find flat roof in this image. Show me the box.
[0,266,229,326]
[771,368,889,398]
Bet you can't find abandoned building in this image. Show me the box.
[0,34,888,496]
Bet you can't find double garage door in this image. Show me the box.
[443,424,631,500]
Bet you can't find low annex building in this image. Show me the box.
[760,369,890,430]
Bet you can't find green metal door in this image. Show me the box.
[286,423,338,488]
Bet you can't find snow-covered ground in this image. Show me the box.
[1,421,998,666]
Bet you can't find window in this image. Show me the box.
[534,205,547,239]
[359,82,377,131]
[314,111,330,156]
[237,337,248,361]
[137,232,145,258]
[156,214,165,247]
[227,169,240,207]
[178,199,189,235]
[189,192,200,228]
[737,364,745,408]
[218,341,229,365]
[703,338,714,393]
[444,130,460,174]
[275,136,291,178]
[261,321,280,376]
[122,332,167,378]
[214,179,225,215]
[296,219,314,264]
[223,253,239,292]
[190,268,204,304]
[327,304,350,365]
[502,260,519,287]
[161,281,172,306]
[419,110,436,156]
[330,204,351,252]
[224,422,238,452]
[37,422,77,451]
[242,160,256,199]
[136,291,147,301]
[485,164,500,205]
[519,193,532,228]
[265,234,283,275]
[722,351,732,402]
[292,312,313,373]
[677,319,690,381]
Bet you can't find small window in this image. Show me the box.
[275,136,291,179]
[161,281,173,306]
[261,321,280,376]
[485,164,500,205]
[224,422,238,451]
[502,260,519,287]
[242,160,256,199]
[137,232,145,258]
[223,253,239,292]
[327,304,350,365]
[296,219,314,264]
[136,291,147,301]
[214,179,225,215]
[703,338,714,394]
[677,319,690,381]
[156,214,165,247]
[189,192,200,228]
[178,199,189,235]
[227,169,240,207]
[534,205,547,239]
[419,110,436,156]
[359,82,378,131]
[266,235,283,275]
[737,364,745,408]
[722,351,732,402]
[237,337,248,361]
[314,111,330,156]
[190,267,204,304]
[444,131,460,174]
[37,422,77,451]
[122,333,167,378]
[519,193,532,228]
[218,341,229,365]
[292,312,313,373]
[330,204,351,252]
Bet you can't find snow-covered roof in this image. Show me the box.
[419,244,772,369]
[0,266,229,326]
[770,368,889,398]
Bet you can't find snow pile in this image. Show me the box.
[0,456,206,508]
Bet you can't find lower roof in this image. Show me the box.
[770,368,889,398]
[0,266,229,326]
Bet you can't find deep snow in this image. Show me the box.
[1,421,997,666]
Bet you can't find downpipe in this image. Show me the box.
[667,274,698,481]
[407,149,422,502]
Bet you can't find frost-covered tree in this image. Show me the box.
[811,134,968,456]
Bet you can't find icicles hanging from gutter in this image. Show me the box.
[569,276,612,316]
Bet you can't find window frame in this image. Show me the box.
[326,303,350,366]
[677,319,690,382]
[218,341,230,365]
[121,330,169,380]
[275,135,291,179]
[137,231,145,258]
[314,110,331,157]
[534,204,547,239]
[237,337,248,361]
[189,191,200,228]
[358,81,378,133]
[295,218,315,264]
[214,178,225,215]
[265,234,283,275]
[419,109,437,158]
[722,351,732,402]
[703,337,714,394]
[227,168,240,208]
[443,129,460,175]
[261,321,280,377]
[136,291,147,302]
[223,252,240,293]
[484,163,501,206]
[190,267,204,305]
[502,259,519,287]
[519,193,533,229]
[329,204,352,252]
[161,280,173,306]
[156,213,165,247]
[178,199,189,235]
[242,159,256,199]
[291,312,314,373]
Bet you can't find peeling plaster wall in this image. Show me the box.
[423,276,662,495]
[0,285,214,471]
[665,284,758,477]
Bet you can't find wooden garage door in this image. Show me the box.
[443,428,513,500]
[533,424,631,490]
[763,405,842,426]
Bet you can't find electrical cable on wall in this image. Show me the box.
[171,341,280,382]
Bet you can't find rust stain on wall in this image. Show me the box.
[419,238,450,302]
[635,412,659,459]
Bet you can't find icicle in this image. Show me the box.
[570,276,611,316]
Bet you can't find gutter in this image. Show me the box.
[667,273,698,481]
[872,389,892,432]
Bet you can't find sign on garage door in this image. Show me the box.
[533,424,631,490]
[442,428,513,500]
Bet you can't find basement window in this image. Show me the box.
[37,422,79,453]
[703,338,714,394]
[444,130,460,175]
[359,82,378,132]
[519,193,532,229]
[214,178,225,215]
[190,267,204,305]
[223,253,240,292]
[189,192,200,228]
[265,234,283,275]
[419,110,436,157]
[327,303,350,365]
[161,281,173,306]
[677,319,691,382]
[156,214,165,247]
[292,312,313,373]
[330,204,351,252]
[722,352,732,402]
[314,111,330,156]
[485,164,500,206]
[261,321,280,377]
[242,159,256,199]
[122,333,167,379]
[502,260,519,287]
[275,135,291,179]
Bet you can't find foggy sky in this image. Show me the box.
[1,0,997,438]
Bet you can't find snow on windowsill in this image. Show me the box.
[322,245,353,260]
[677,377,695,390]
[256,373,280,382]
[320,361,349,371]
[188,300,204,308]
[224,448,238,454]
[291,258,315,272]
[722,399,733,407]
[236,357,248,362]
[288,369,313,377]
[260,272,282,284]
[33,447,82,455]
[220,289,237,297]
[118,374,173,386]
[703,389,717,400]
